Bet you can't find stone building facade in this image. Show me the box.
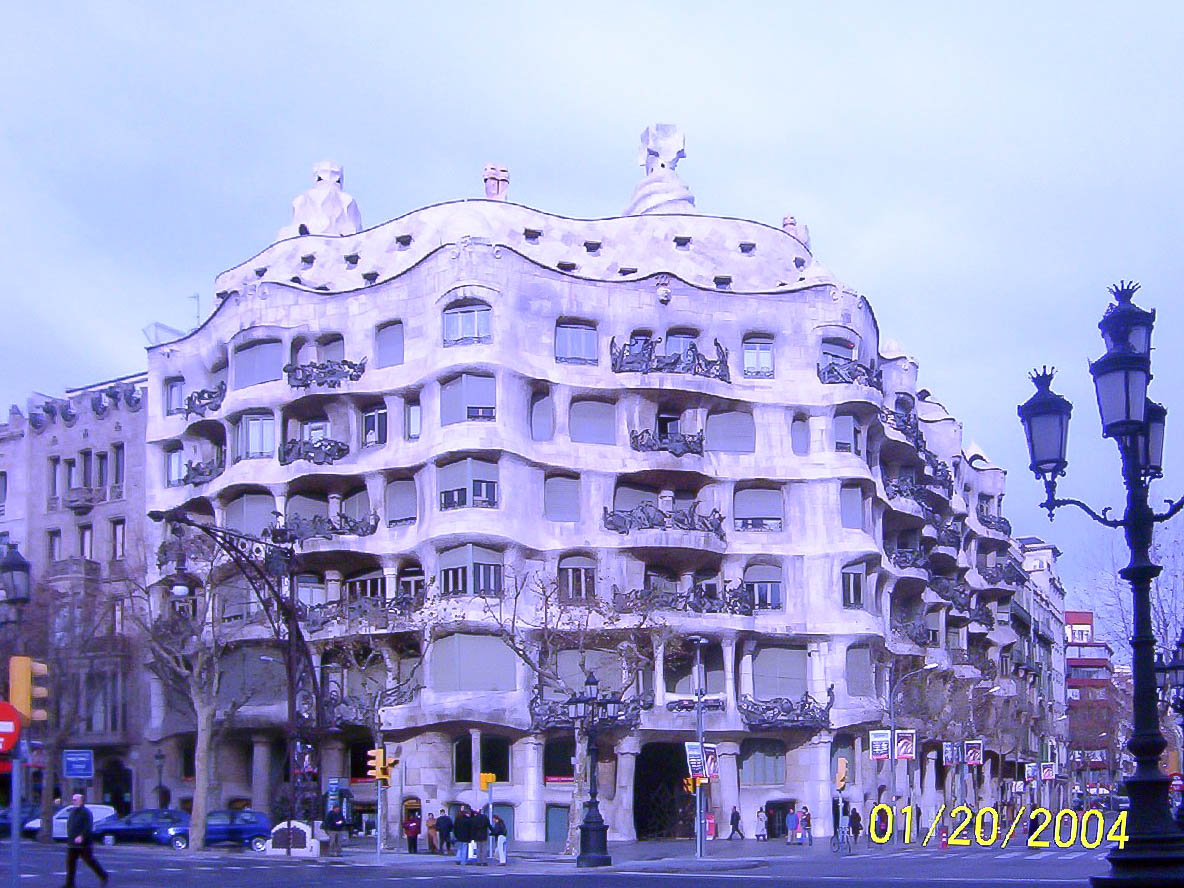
[125,129,1068,841]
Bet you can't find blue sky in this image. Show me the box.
[3,2,1183,590]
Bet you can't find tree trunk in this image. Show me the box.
[37,739,61,844]
[564,726,587,856]
[188,702,216,851]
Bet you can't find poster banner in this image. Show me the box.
[1024,763,1039,783]
[1040,762,1055,782]
[685,742,706,779]
[1011,780,1026,793]
[703,743,719,781]
[869,730,892,761]
[895,730,917,761]
[942,742,957,766]
[964,740,984,767]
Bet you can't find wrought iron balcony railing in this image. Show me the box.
[889,549,928,570]
[976,508,1013,536]
[737,686,835,729]
[892,619,933,648]
[818,359,882,390]
[880,407,926,450]
[602,501,726,541]
[267,511,380,544]
[980,558,1029,587]
[968,603,996,628]
[609,336,730,383]
[629,428,704,457]
[734,517,782,532]
[613,581,754,616]
[182,457,224,486]
[931,576,972,611]
[283,357,367,389]
[279,438,350,466]
[184,382,227,418]
[529,689,654,731]
[885,476,921,500]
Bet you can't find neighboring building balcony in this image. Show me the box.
[817,359,882,391]
[609,336,731,383]
[283,357,367,390]
[1010,600,1033,628]
[628,428,704,457]
[614,581,755,616]
[47,557,102,582]
[736,685,835,729]
[65,486,101,515]
[602,501,726,542]
[278,437,350,466]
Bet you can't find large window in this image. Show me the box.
[110,519,125,560]
[233,339,282,389]
[665,329,697,357]
[165,446,185,487]
[433,634,516,691]
[344,569,384,601]
[443,303,492,346]
[439,544,503,597]
[743,563,782,610]
[544,475,580,522]
[375,321,405,368]
[224,492,275,537]
[362,405,387,447]
[235,413,275,461]
[705,411,756,453]
[820,337,855,368]
[385,479,417,526]
[555,322,598,364]
[79,526,93,560]
[440,374,496,424]
[839,484,864,530]
[405,398,421,440]
[841,563,865,608]
[752,644,807,699]
[452,733,512,783]
[558,554,596,601]
[666,642,724,695]
[734,487,782,531]
[47,530,62,561]
[342,488,371,522]
[438,459,499,510]
[530,393,554,441]
[846,646,874,696]
[792,416,810,454]
[739,739,786,785]
[544,738,575,782]
[742,336,774,378]
[569,400,615,445]
[287,493,329,523]
[834,414,863,456]
[112,443,125,485]
[164,378,185,414]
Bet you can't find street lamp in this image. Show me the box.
[1017,280,1184,887]
[565,671,627,868]
[887,660,937,839]
[0,542,31,626]
[1155,631,1184,829]
[154,749,166,808]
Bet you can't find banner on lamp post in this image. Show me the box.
[1040,762,1055,782]
[964,740,983,767]
[870,730,891,761]
[942,742,958,766]
[1024,763,1039,783]
[895,730,916,761]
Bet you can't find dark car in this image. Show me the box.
[0,803,39,837]
[94,808,189,845]
[154,809,271,851]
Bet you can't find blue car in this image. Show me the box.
[155,809,271,851]
[94,809,189,845]
[0,803,39,837]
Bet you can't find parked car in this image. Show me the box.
[0,803,40,837]
[154,809,271,851]
[23,804,117,840]
[94,808,189,845]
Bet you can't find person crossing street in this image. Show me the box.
[62,793,108,888]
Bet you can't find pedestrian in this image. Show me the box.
[491,814,508,865]
[785,805,798,845]
[875,805,888,838]
[470,805,491,865]
[800,805,813,846]
[324,803,347,857]
[426,812,438,854]
[728,805,744,840]
[63,792,108,888]
[838,801,851,847]
[402,811,421,854]
[755,806,767,841]
[436,808,453,855]
[453,806,472,865]
[849,807,863,848]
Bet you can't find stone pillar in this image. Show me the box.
[328,492,343,517]
[469,728,482,802]
[717,740,741,834]
[325,570,343,604]
[381,565,399,600]
[251,734,272,812]
[613,735,641,841]
[654,639,667,708]
[520,736,545,842]
[920,749,939,827]
[321,739,347,791]
[721,636,738,716]
[739,641,755,698]
[807,739,832,837]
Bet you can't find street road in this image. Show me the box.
[4,839,1112,887]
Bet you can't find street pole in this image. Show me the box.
[888,669,897,843]
[694,639,705,859]
[10,742,22,888]
[375,780,383,865]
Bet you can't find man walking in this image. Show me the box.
[728,805,744,839]
[323,803,347,857]
[799,805,813,846]
[435,807,453,854]
[63,793,108,888]
[470,805,491,865]
[452,805,472,865]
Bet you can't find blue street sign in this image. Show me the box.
[62,749,94,780]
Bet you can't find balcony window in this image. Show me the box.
[820,338,855,368]
[439,544,503,597]
[112,443,125,485]
[318,335,345,363]
[665,329,697,357]
[438,458,499,511]
[743,563,782,609]
[846,645,873,696]
[65,458,76,490]
[434,633,517,692]
[530,392,554,442]
[287,494,329,526]
[372,320,405,368]
[301,419,330,442]
[734,487,783,532]
[110,519,125,560]
[834,414,863,455]
[569,400,615,445]
[235,414,275,461]
[48,457,59,497]
[95,453,108,488]
[657,412,681,438]
[841,563,865,608]
[614,483,659,512]
[544,475,580,522]
[839,484,864,530]
[441,374,496,425]
[752,644,807,698]
[295,573,325,607]
[385,478,417,526]
[361,406,387,447]
[79,526,93,560]
[742,336,774,378]
[558,555,596,601]
[47,530,62,561]
[405,399,421,440]
[224,492,275,537]
[398,564,425,598]
[666,641,724,695]
[165,446,185,487]
[164,378,185,415]
[344,569,385,601]
[555,322,598,365]
[342,488,371,521]
[705,411,756,453]
[475,561,503,595]
[739,739,786,785]
[443,303,492,346]
[233,339,282,389]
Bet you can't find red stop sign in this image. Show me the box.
[0,701,22,754]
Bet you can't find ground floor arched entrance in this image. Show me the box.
[634,742,693,839]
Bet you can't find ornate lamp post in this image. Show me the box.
[566,671,626,868]
[154,749,167,808]
[886,660,936,840]
[1017,281,1184,887]
[1156,634,1184,829]
[0,542,32,626]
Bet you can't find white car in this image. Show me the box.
[23,804,117,840]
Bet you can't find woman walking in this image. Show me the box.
[426,811,439,854]
[491,814,508,865]
[849,807,863,848]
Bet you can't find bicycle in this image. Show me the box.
[830,826,853,854]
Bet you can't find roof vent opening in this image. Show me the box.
[345,253,360,266]
[584,240,602,254]
[524,228,542,243]
[713,275,733,290]
[254,267,268,278]
[673,235,692,249]
[362,271,379,284]
[557,261,578,272]
[395,234,413,248]
[739,242,756,255]
[618,266,638,275]
[301,254,316,266]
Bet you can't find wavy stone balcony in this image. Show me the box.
[609,336,730,383]
[530,690,654,732]
[880,407,926,451]
[817,359,882,391]
[613,581,754,616]
[980,559,1028,588]
[602,501,726,542]
[736,686,835,730]
[629,428,704,457]
[931,576,973,611]
[184,382,227,418]
[283,357,367,389]
[182,457,225,486]
[278,438,350,466]
[892,619,934,648]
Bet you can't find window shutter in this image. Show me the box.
[384,479,417,522]
[846,646,873,696]
[570,401,615,444]
[440,377,464,425]
[438,545,468,570]
[375,322,405,367]
[465,374,496,409]
[287,494,328,521]
[470,459,499,483]
[544,476,580,521]
[613,484,658,511]
[752,645,807,699]
[531,394,554,441]
[744,563,781,583]
[342,489,370,520]
[438,461,469,490]
[320,336,345,362]
[734,488,781,520]
[790,417,809,455]
[234,340,282,388]
[834,414,855,450]
[705,411,756,452]
[840,485,864,529]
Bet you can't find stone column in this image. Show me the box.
[469,728,482,802]
[324,569,342,606]
[654,638,667,708]
[381,565,399,601]
[717,740,741,834]
[520,736,545,842]
[321,739,347,791]
[738,641,755,698]
[721,636,738,716]
[613,735,641,841]
[250,734,272,812]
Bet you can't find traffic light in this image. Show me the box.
[366,747,388,783]
[9,656,49,724]
[480,771,497,791]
